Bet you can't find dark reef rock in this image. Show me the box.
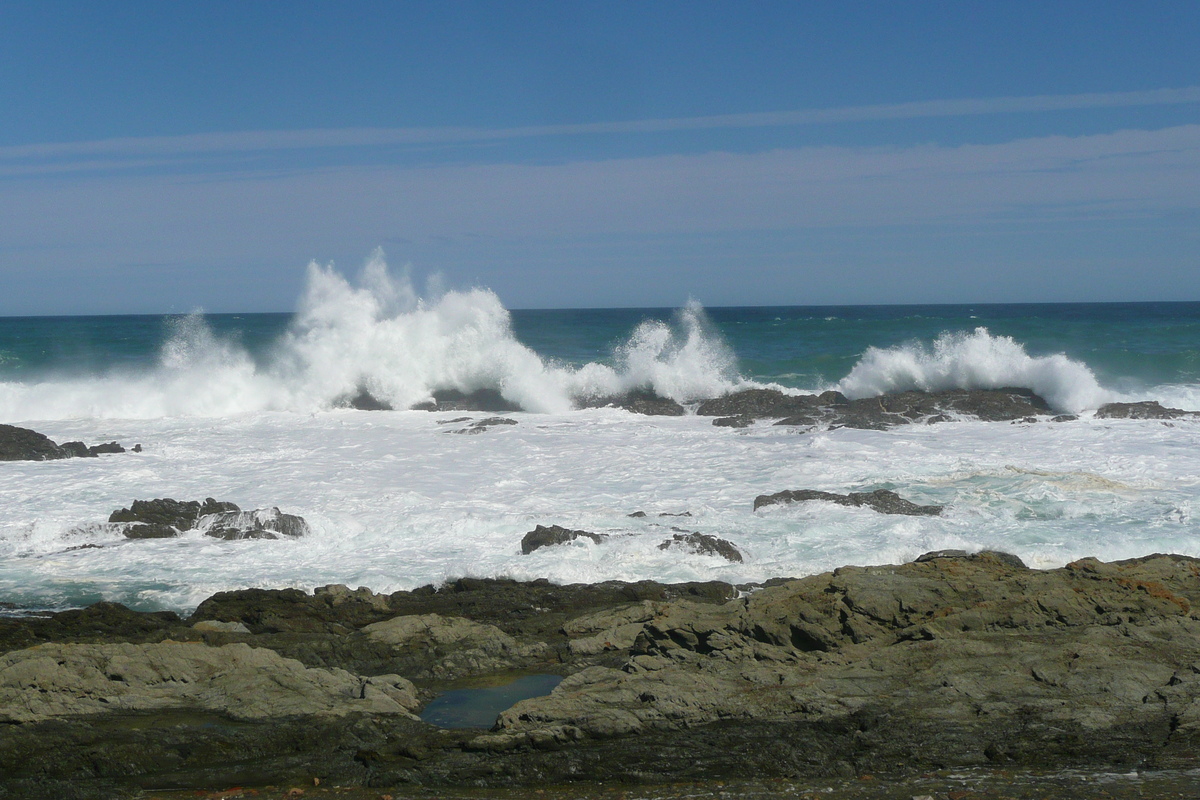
[196,507,311,540]
[411,388,523,413]
[108,497,308,540]
[713,414,755,428]
[449,416,519,434]
[754,488,944,516]
[342,387,394,410]
[657,531,743,562]
[1095,400,1198,420]
[521,524,609,554]
[0,424,133,461]
[913,548,1027,569]
[6,557,1200,796]
[698,387,1054,430]
[578,389,686,416]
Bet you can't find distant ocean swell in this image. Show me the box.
[0,254,1194,422]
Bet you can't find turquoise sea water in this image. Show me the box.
[2,302,1198,399]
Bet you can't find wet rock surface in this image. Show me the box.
[411,388,523,413]
[0,423,136,461]
[698,387,1053,429]
[520,524,609,554]
[108,498,310,540]
[657,531,743,562]
[577,389,687,416]
[5,557,1200,797]
[1095,400,1199,420]
[754,488,944,515]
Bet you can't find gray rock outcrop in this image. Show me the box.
[521,524,610,554]
[753,488,944,515]
[108,497,310,540]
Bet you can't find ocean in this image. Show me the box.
[2,260,1199,613]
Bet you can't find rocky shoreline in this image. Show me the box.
[5,552,1200,798]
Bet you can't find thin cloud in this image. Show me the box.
[2,87,1199,170]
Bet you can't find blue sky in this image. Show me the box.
[1,1,1198,314]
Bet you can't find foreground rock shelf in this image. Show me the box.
[4,553,1200,798]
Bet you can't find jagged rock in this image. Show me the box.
[657,532,743,562]
[578,389,686,416]
[0,424,68,461]
[713,415,754,428]
[753,488,943,516]
[1095,401,1197,420]
[107,498,308,540]
[411,388,522,413]
[521,524,609,554]
[109,497,239,538]
[8,560,1200,792]
[195,507,311,540]
[698,387,1053,429]
[0,424,132,461]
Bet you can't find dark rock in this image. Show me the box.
[109,498,211,531]
[411,388,523,413]
[1095,401,1197,420]
[697,388,823,418]
[578,389,686,416]
[697,387,1054,430]
[131,443,142,452]
[754,488,943,516]
[657,532,743,562]
[343,387,393,410]
[1051,414,1078,422]
[59,441,96,458]
[628,511,648,518]
[107,498,307,541]
[0,424,68,461]
[0,424,133,462]
[713,415,754,428]
[9,558,1200,793]
[521,524,610,554]
[197,507,311,540]
[773,414,817,428]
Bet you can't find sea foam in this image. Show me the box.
[836,327,1113,414]
[0,253,739,421]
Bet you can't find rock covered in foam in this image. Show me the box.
[521,524,609,554]
[657,532,743,562]
[108,498,309,540]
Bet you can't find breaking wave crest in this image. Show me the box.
[836,327,1113,414]
[0,252,740,420]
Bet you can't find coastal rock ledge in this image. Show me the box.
[4,554,1200,797]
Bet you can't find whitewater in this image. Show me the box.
[2,256,1199,612]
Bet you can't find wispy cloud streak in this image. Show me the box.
[3,87,1199,169]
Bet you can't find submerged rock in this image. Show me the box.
[657,532,743,562]
[449,416,519,434]
[753,488,943,516]
[521,524,609,554]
